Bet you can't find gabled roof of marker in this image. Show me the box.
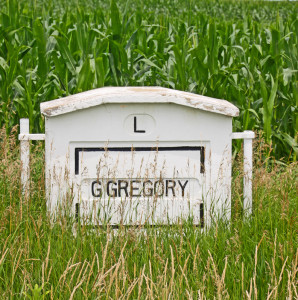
[40,87,239,117]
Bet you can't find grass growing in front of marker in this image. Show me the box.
[0,131,297,299]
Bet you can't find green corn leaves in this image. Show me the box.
[0,0,297,161]
[55,36,76,76]
[33,19,48,83]
[77,58,94,92]
[208,20,218,76]
[260,74,278,144]
[110,0,122,39]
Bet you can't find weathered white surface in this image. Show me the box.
[20,119,30,198]
[18,133,45,141]
[232,130,254,218]
[231,131,255,139]
[42,96,234,226]
[40,87,239,118]
[243,131,254,218]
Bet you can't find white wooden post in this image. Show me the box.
[243,131,254,217]
[19,118,45,197]
[231,130,255,218]
[20,118,30,197]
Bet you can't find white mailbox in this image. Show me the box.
[40,87,240,226]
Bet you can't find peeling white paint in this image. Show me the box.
[40,87,239,117]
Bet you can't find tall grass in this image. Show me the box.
[0,2,297,297]
[0,0,297,160]
[0,131,297,298]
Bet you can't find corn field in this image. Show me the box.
[0,1,298,298]
[0,0,297,160]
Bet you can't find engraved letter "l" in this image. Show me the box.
[134,116,146,133]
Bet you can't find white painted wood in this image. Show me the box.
[41,88,240,227]
[18,133,45,141]
[231,131,255,139]
[231,130,255,218]
[20,119,30,197]
[40,87,239,117]
[243,131,254,218]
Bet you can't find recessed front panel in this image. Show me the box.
[70,141,208,225]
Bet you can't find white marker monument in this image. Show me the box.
[20,87,254,226]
